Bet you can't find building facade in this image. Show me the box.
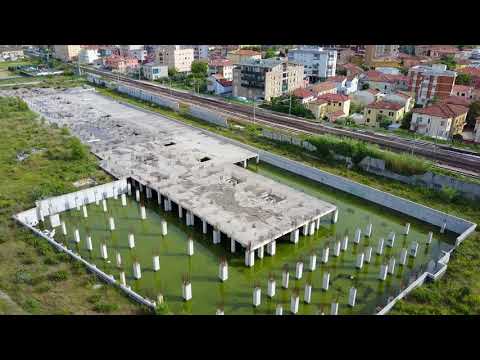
[78,48,99,64]
[226,49,262,65]
[407,64,457,106]
[363,101,405,127]
[142,63,168,80]
[410,103,468,139]
[53,45,81,62]
[155,45,195,73]
[365,45,400,66]
[287,47,337,82]
[208,58,234,80]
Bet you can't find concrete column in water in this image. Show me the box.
[245,249,255,267]
[341,235,349,251]
[309,221,316,236]
[348,287,357,307]
[282,270,289,289]
[82,205,88,218]
[330,302,339,315]
[354,228,361,244]
[387,231,396,247]
[182,282,192,301]
[86,236,93,251]
[302,224,308,236]
[427,231,433,245]
[133,262,142,280]
[267,278,276,298]
[332,209,339,224]
[399,248,408,266]
[388,257,396,275]
[404,222,410,235]
[109,217,115,231]
[253,286,261,307]
[333,241,341,257]
[376,238,384,255]
[219,260,228,282]
[291,294,299,314]
[187,238,194,256]
[266,241,276,256]
[379,264,388,281]
[116,252,122,267]
[128,233,135,249]
[275,305,283,315]
[140,206,146,220]
[356,253,364,269]
[153,255,160,272]
[74,229,80,243]
[364,246,372,263]
[309,253,317,272]
[290,229,300,243]
[322,272,330,291]
[365,223,372,238]
[100,243,108,260]
[440,221,447,234]
[257,246,264,259]
[230,238,236,253]
[120,271,126,286]
[178,206,183,219]
[121,193,127,207]
[202,220,207,234]
[295,261,303,280]
[322,247,329,264]
[61,221,67,236]
[135,189,140,202]
[304,283,312,304]
[409,241,419,258]
[102,199,107,213]
[161,220,168,236]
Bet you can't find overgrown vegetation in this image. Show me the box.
[261,95,315,119]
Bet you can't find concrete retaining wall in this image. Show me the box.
[189,105,228,128]
[117,84,180,112]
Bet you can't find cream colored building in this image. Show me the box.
[307,93,351,120]
[227,49,262,65]
[363,100,405,127]
[232,58,304,101]
[155,45,194,73]
[53,45,81,62]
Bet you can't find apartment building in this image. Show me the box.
[288,47,337,82]
[53,45,81,62]
[410,102,468,139]
[227,49,262,65]
[363,101,405,127]
[78,48,99,64]
[383,91,415,112]
[365,45,400,66]
[307,93,351,121]
[186,45,209,60]
[208,58,234,80]
[155,45,194,73]
[362,70,409,94]
[142,63,168,80]
[407,64,457,106]
[232,58,304,101]
[105,55,139,73]
[452,84,474,100]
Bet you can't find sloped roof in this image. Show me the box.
[413,102,469,118]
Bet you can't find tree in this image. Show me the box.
[337,68,347,76]
[439,55,456,71]
[377,115,393,129]
[452,133,464,143]
[467,100,480,127]
[362,83,370,90]
[264,48,277,59]
[455,73,472,86]
[168,67,178,77]
[401,112,413,130]
[191,60,208,78]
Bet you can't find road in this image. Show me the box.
[81,67,480,175]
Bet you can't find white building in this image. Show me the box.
[142,63,168,80]
[186,45,209,60]
[78,48,99,64]
[207,75,233,95]
[288,47,337,81]
[155,45,194,73]
[129,49,148,62]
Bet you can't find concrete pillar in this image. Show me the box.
[356,253,364,269]
[61,221,67,236]
[399,248,408,266]
[302,224,308,236]
[135,189,140,202]
[157,192,161,205]
[128,233,135,249]
[74,229,80,243]
[348,287,357,307]
[76,204,81,211]
[291,294,299,314]
[86,236,93,251]
[163,199,169,212]
[245,250,255,267]
[331,302,339,315]
[322,272,330,291]
[388,257,396,275]
[157,294,164,306]
[379,264,388,281]
[404,223,410,235]
[182,282,192,301]
[140,206,146,220]
[387,231,396,247]
[178,206,183,219]
[95,196,100,206]
[365,246,372,263]
[219,261,228,282]
[440,221,447,234]
[102,199,107,213]
[409,242,419,258]
[146,187,152,199]
[133,262,142,280]
[341,235,349,251]
[127,183,132,196]
[253,287,261,307]
[187,238,194,256]
[256,155,260,164]
[230,238,236,253]
[167,199,172,212]
[202,220,207,234]
[120,271,126,286]
[267,278,276,298]
[121,193,127,207]
[376,238,384,255]
[139,183,143,192]
[365,223,372,238]
[290,229,300,243]
[114,189,118,200]
[316,217,321,230]
[309,254,317,272]
[257,246,264,259]
[309,221,315,236]
[243,159,247,168]
[354,228,361,244]
[153,255,160,272]
[332,209,339,224]
[427,231,433,245]
[304,283,312,304]
[161,220,168,236]
[266,241,276,256]
[322,247,329,264]
[295,261,303,280]
[333,241,341,257]
[216,309,224,315]
[213,229,220,244]
[186,211,194,226]
[275,305,283,315]
[116,252,122,267]
[282,270,289,289]
[100,244,108,260]
[109,217,115,231]
[82,205,88,218]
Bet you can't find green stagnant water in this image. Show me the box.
[47,161,455,315]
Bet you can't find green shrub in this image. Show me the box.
[93,302,119,313]
[48,270,68,282]
[23,298,41,312]
[44,255,59,265]
[87,294,102,304]
[14,270,32,284]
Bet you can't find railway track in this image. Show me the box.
[82,67,480,175]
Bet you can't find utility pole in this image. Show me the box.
[289,94,292,115]
[253,97,256,126]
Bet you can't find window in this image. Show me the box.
[368,109,371,114]
[367,118,370,123]
[164,142,176,146]
[199,156,211,162]
[389,111,394,116]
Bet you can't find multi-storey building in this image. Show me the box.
[365,45,399,66]
[155,45,194,73]
[185,45,209,60]
[78,48,99,64]
[287,47,337,82]
[407,64,457,106]
[142,63,168,80]
[227,49,262,65]
[232,58,304,101]
[53,45,81,62]
[363,101,406,127]
[208,58,234,80]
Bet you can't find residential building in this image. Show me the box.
[365,45,400,66]
[457,67,480,89]
[186,45,209,60]
[307,81,337,97]
[0,46,24,60]
[414,45,459,58]
[232,58,304,101]
[383,91,415,112]
[440,95,472,107]
[208,58,234,81]
[142,62,168,80]
[452,84,474,100]
[287,47,337,82]
[362,70,409,94]
[78,48,99,64]
[105,55,139,73]
[407,64,457,105]
[128,49,148,62]
[307,93,350,121]
[292,88,316,104]
[227,49,262,65]
[351,89,385,106]
[410,102,469,139]
[53,45,81,62]
[207,74,233,95]
[155,45,194,73]
[119,45,144,56]
[339,63,363,77]
[363,101,405,127]
[474,117,480,143]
